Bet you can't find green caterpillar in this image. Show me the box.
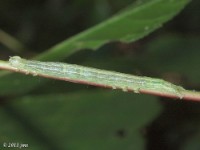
[9,56,185,98]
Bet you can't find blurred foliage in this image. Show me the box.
[0,91,161,150]
[0,0,136,52]
[0,0,200,150]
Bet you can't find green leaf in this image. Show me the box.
[37,0,190,61]
[0,0,190,95]
[0,91,162,150]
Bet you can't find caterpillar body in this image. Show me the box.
[9,56,185,98]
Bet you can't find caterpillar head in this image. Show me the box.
[9,56,25,68]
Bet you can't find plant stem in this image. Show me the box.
[1,60,200,101]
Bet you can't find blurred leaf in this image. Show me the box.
[0,91,162,150]
[0,0,190,96]
[37,0,190,61]
[142,35,200,83]
[0,73,48,96]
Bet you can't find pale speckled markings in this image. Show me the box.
[9,56,185,98]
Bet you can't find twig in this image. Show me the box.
[0,59,200,101]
